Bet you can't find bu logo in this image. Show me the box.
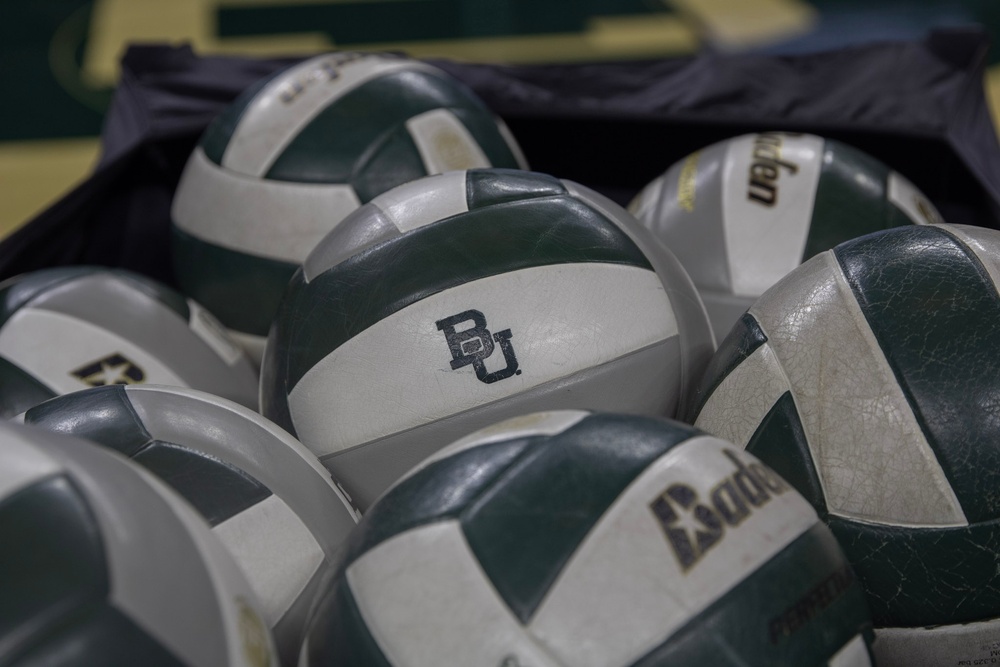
[436,310,520,384]
[70,353,146,387]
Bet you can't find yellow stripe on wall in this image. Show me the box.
[83,0,333,87]
[0,138,101,240]
[667,0,816,50]
[984,64,1000,142]
[82,0,699,87]
[334,15,697,65]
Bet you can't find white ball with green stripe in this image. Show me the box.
[299,410,874,666]
[0,419,277,666]
[260,168,716,510]
[688,224,1000,666]
[171,52,528,362]
[628,132,943,341]
[0,267,258,411]
[16,384,359,667]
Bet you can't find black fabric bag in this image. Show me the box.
[3,27,997,286]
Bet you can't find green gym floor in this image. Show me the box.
[3,0,1000,240]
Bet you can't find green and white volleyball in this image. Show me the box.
[688,224,1000,667]
[17,384,359,667]
[299,410,874,666]
[628,132,943,340]
[170,52,529,362]
[0,267,258,410]
[0,420,277,666]
[260,169,715,510]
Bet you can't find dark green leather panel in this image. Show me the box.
[835,225,1000,523]
[171,225,297,335]
[632,523,871,667]
[341,437,535,569]
[460,414,697,623]
[0,475,107,657]
[746,391,827,513]
[133,441,272,527]
[466,169,565,210]
[23,386,151,456]
[804,140,911,261]
[0,357,55,419]
[829,514,1000,627]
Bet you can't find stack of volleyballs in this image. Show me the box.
[170,52,529,362]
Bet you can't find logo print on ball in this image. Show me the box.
[277,51,368,104]
[70,353,145,387]
[747,132,800,207]
[649,449,790,571]
[767,564,856,644]
[236,597,273,667]
[436,310,520,384]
